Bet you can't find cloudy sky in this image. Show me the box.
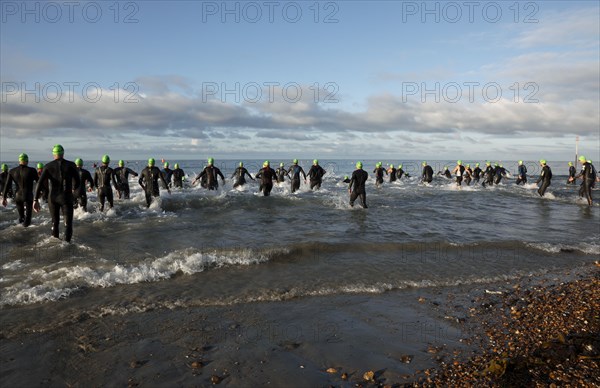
[1,1,598,162]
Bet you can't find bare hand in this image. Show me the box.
[2,198,7,207]
[33,200,40,213]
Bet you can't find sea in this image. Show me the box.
[1,159,599,335]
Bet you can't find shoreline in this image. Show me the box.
[0,264,598,387]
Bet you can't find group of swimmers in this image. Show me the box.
[0,144,597,242]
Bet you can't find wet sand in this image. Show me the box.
[1,264,598,387]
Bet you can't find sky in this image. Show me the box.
[1,0,599,162]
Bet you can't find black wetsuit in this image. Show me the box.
[575,162,596,206]
[422,165,433,183]
[197,166,225,190]
[37,170,49,202]
[35,158,80,242]
[454,165,465,186]
[3,165,38,226]
[94,165,117,211]
[388,168,397,182]
[473,167,482,183]
[342,178,351,184]
[114,167,138,199]
[464,168,473,186]
[139,166,169,207]
[307,165,326,190]
[172,168,185,188]
[1,171,14,199]
[482,166,494,187]
[275,166,289,183]
[163,168,173,188]
[74,167,94,212]
[396,168,407,180]
[288,164,307,193]
[536,165,552,197]
[349,169,368,208]
[256,167,277,196]
[439,169,451,179]
[515,165,528,185]
[567,165,576,184]
[373,167,387,186]
[494,166,506,184]
[231,167,253,188]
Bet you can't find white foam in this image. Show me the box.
[0,247,282,306]
[526,242,600,255]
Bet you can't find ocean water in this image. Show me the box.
[1,159,599,335]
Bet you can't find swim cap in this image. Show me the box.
[18,153,28,162]
[500,164,503,168]
[75,158,83,166]
[422,161,427,166]
[293,159,298,164]
[398,164,403,168]
[239,162,243,167]
[485,161,491,166]
[118,160,124,167]
[174,163,179,169]
[148,158,155,166]
[313,159,318,165]
[444,166,448,169]
[539,159,546,165]
[568,162,573,166]
[52,144,64,155]
[37,162,44,169]
[494,162,499,167]
[356,161,363,168]
[466,164,470,168]
[457,160,462,165]
[344,175,349,179]
[518,160,523,165]
[208,157,214,165]
[102,154,110,164]
[264,160,270,166]
[280,162,284,167]
[588,160,592,163]
[579,155,586,162]
[476,163,480,167]
[390,164,394,168]
[164,162,169,168]
[1,163,7,171]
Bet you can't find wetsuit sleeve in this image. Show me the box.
[34,168,48,200]
[301,168,307,179]
[349,173,356,191]
[138,171,145,187]
[2,171,15,198]
[244,169,254,180]
[111,169,118,187]
[230,170,237,179]
[72,164,81,192]
[217,168,225,181]
[86,171,94,189]
[128,168,139,177]
[93,170,99,188]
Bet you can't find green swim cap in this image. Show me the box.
[52,144,64,155]
[293,159,298,164]
[494,162,499,167]
[280,162,284,167]
[444,166,448,169]
[457,160,462,165]
[390,164,394,168]
[539,159,546,165]
[568,162,573,166]
[18,153,28,162]
[148,158,155,166]
[75,158,83,166]
[500,164,503,168]
[164,162,169,168]
[263,160,270,167]
[101,154,110,164]
[579,155,586,162]
[476,163,480,167]
[174,163,179,169]
[466,164,470,168]
[208,157,214,165]
[313,159,318,165]
[1,163,8,171]
[485,161,491,166]
[518,160,523,165]
[37,162,44,169]
[588,160,592,163]
[399,164,403,168]
[344,175,349,179]
[356,161,363,168]
[239,162,243,167]
[118,160,124,167]
[422,161,427,166]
